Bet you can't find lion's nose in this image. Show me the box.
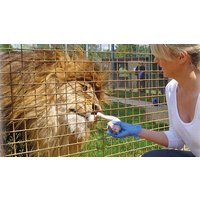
[92,103,101,114]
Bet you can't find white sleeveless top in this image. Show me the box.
[164,79,200,156]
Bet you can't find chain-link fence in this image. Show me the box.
[0,44,169,156]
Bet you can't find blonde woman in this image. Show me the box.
[108,44,200,157]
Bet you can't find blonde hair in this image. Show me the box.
[150,44,200,68]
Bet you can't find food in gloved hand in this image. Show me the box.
[96,112,121,134]
[107,121,121,134]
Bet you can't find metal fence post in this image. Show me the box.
[111,44,115,89]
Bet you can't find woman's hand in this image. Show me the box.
[107,120,142,139]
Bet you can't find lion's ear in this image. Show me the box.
[72,48,85,60]
[66,46,85,61]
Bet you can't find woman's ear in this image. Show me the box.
[179,51,190,64]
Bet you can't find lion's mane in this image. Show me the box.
[0,49,107,156]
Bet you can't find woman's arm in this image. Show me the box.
[107,120,169,147]
[139,129,169,147]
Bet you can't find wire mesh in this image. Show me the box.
[0,44,169,157]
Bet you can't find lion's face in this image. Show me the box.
[56,81,102,139]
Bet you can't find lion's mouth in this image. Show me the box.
[66,111,96,139]
[69,109,99,122]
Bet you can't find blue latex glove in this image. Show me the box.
[107,120,142,139]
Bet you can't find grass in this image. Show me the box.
[79,102,167,157]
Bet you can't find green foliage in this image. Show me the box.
[115,44,137,53]
[0,44,12,52]
[114,44,151,59]
[115,44,137,58]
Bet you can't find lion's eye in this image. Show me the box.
[82,85,88,91]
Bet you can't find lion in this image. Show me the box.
[0,49,107,156]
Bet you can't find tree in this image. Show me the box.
[0,44,12,52]
[115,44,137,58]
[115,44,150,58]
